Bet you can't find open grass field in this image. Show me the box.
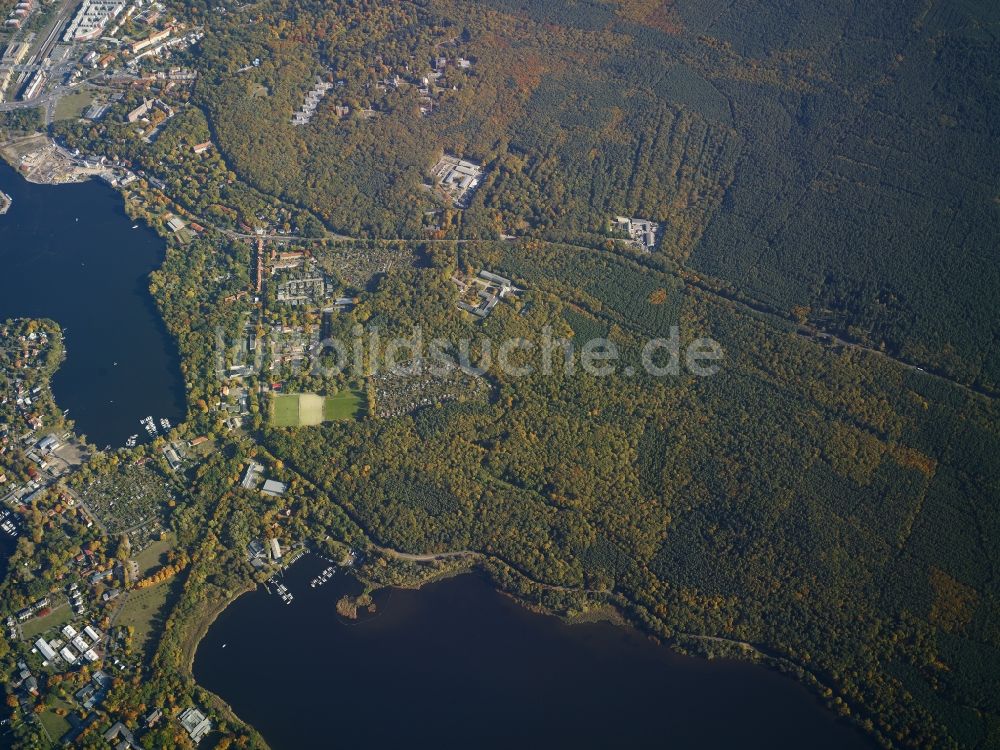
[20,603,73,640]
[38,701,72,742]
[298,393,326,426]
[53,88,95,121]
[324,390,364,420]
[271,391,364,426]
[271,394,301,427]
[117,578,181,659]
[134,534,175,578]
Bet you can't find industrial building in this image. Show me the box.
[268,537,282,559]
[261,479,288,497]
[241,461,263,490]
[19,69,47,101]
[38,434,60,453]
[453,269,521,319]
[34,638,57,662]
[612,216,660,251]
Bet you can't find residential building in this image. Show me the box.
[179,707,212,743]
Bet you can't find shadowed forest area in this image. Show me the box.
[32,0,1000,747]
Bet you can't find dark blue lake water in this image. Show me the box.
[0,159,185,447]
[196,558,876,749]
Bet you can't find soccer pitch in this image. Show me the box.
[271,394,302,427]
[324,391,363,420]
[271,392,364,427]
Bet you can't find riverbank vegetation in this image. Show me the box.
[0,319,69,484]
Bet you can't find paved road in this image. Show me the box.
[216,208,996,400]
[30,0,80,69]
[377,546,476,563]
[0,0,79,106]
[677,270,996,401]
[375,545,604,594]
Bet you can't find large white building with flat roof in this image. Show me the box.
[179,707,212,743]
[34,638,57,662]
[261,479,288,497]
[63,0,126,42]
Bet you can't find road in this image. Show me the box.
[26,0,80,71]
[3,40,989,404]
[677,269,997,401]
[0,0,79,105]
[213,202,995,400]
[374,545,604,594]
[194,207,1000,401]
[377,546,477,563]
[0,84,61,112]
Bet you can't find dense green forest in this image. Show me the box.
[5,0,996,747]
[263,238,1000,749]
[188,0,999,389]
[179,0,1000,746]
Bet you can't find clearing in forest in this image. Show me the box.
[271,392,364,426]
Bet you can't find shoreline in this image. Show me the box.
[181,580,256,674]
[182,581,273,749]
[1,133,108,185]
[191,562,876,750]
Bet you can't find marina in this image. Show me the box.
[309,566,336,588]
[0,509,20,537]
[0,159,186,447]
[139,415,172,438]
[266,577,294,605]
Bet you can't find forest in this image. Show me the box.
[264,237,1000,750]
[167,0,1000,746]
[185,0,999,390]
[2,0,996,747]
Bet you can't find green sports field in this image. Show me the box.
[324,391,363,420]
[272,394,301,427]
[271,391,364,427]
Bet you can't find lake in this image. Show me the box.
[0,159,185,448]
[195,556,875,749]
